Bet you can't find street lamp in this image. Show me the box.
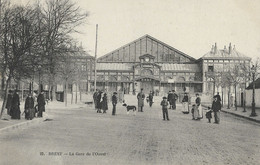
[38,65,42,94]
[250,65,257,117]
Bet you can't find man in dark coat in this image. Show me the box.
[37,91,45,117]
[101,93,108,113]
[137,88,145,112]
[171,90,178,110]
[6,90,13,116]
[96,91,102,113]
[148,91,153,107]
[10,90,20,119]
[167,91,173,109]
[93,89,99,111]
[212,96,221,124]
[214,92,221,103]
[112,92,117,115]
[24,93,35,120]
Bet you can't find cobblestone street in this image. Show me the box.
[0,101,259,165]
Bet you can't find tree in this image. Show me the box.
[0,5,43,117]
[36,0,88,101]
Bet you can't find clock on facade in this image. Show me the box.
[145,57,149,62]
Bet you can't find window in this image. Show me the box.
[208,66,214,72]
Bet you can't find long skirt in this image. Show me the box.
[194,105,203,119]
[182,102,189,113]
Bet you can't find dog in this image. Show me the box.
[122,103,137,115]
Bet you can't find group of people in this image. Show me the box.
[93,89,118,115]
[6,90,46,120]
[161,91,221,124]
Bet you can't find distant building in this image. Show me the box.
[93,35,203,96]
[90,35,251,106]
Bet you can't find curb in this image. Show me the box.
[202,104,260,124]
[220,110,260,124]
[0,116,48,133]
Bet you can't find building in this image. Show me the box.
[92,35,203,97]
[91,35,251,105]
[246,78,260,108]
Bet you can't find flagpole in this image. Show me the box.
[94,24,98,91]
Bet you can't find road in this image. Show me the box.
[0,102,259,165]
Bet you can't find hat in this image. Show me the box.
[163,97,167,99]
[113,92,117,94]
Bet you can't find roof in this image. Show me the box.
[246,78,260,89]
[98,34,197,62]
[159,64,200,72]
[200,45,251,60]
[96,63,132,71]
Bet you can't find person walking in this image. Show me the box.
[101,93,108,113]
[96,91,102,113]
[137,88,145,112]
[10,90,21,119]
[37,91,46,118]
[24,93,35,120]
[160,97,169,121]
[112,92,117,115]
[167,91,173,109]
[93,89,99,111]
[212,96,221,124]
[172,90,178,110]
[182,92,189,114]
[6,90,13,116]
[148,91,154,107]
[214,92,221,102]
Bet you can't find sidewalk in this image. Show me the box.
[0,101,86,133]
[202,104,260,124]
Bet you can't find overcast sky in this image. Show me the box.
[12,0,260,60]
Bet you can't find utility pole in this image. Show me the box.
[94,24,98,92]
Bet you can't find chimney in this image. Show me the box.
[211,45,214,53]
[214,43,217,54]
[228,43,232,54]
[224,45,227,52]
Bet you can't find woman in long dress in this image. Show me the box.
[10,90,20,119]
[194,93,203,120]
[182,92,189,114]
[101,93,108,113]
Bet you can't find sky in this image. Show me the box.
[11,0,260,60]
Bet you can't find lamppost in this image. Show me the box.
[38,65,42,94]
[250,65,257,117]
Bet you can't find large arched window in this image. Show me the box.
[141,69,153,76]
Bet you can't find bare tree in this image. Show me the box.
[36,0,88,101]
[0,5,42,117]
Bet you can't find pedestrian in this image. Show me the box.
[10,90,21,119]
[212,96,221,124]
[137,88,145,112]
[148,91,154,107]
[230,94,234,107]
[112,92,117,115]
[167,91,173,109]
[6,90,13,116]
[93,89,99,111]
[191,104,196,120]
[214,92,221,102]
[171,90,178,110]
[101,93,108,113]
[37,91,46,117]
[160,97,169,121]
[194,93,203,120]
[205,106,213,123]
[96,91,102,113]
[182,92,189,114]
[24,93,35,120]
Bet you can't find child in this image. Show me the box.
[191,104,196,120]
[205,106,213,123]
[160,97,169,121]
